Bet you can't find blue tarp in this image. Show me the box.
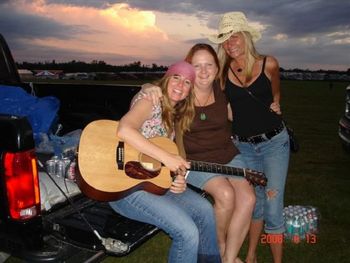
[0,85,60,143]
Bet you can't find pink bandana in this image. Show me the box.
[165,61,195,83]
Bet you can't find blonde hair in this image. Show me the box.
[218,31,263,89]
[153,75,195,136]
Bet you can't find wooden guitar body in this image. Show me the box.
[77,119,176,201]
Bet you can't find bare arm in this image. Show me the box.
[266,56,282,115]
[227,103,233,121]
[117,98,190,173]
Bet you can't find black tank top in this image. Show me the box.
[225,57,282,137]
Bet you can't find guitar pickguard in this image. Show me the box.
[125,161,160,180]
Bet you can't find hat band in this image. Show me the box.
[218,30,233,38]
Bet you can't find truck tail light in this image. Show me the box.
[3,149,41,220]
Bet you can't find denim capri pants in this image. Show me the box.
[233,127,290,234]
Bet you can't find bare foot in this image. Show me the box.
[235,258,244,263]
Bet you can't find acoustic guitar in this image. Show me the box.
[77,120,267,201]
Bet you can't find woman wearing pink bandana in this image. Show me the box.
[109,61,221,263]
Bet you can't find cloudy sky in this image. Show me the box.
[0,0,349,70]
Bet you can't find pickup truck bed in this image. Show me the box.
[0,33,160,262]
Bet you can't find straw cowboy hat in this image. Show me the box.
[208,12,261,44]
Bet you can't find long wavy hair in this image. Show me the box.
[153,75,195,136]
[217,31,263,89]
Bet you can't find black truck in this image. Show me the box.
[338,84,350,152]
[0,33,161,262]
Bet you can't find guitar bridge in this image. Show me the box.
[116,141,124,170]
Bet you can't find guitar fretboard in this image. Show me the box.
[190,160,245,178]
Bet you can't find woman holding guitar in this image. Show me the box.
[109,61,221,263]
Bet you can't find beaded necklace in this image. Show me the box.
[195,89,213,121]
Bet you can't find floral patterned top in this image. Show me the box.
[131,92,174,139]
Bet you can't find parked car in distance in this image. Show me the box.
[338,84,350,152]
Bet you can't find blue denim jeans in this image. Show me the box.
[233,127,290,234]
[109,189,221,263]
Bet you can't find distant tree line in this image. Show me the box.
[16,60,168,73]
[280,67,350,75]
[16,59,349,74]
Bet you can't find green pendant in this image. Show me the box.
[200,113,207,121]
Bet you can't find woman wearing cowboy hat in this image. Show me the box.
[209,12,290,263]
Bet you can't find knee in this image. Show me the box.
[212,187,235,208]
[235,191,256,216]
[176,224,199,246]
[244,190,256,209]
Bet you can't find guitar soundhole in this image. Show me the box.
[125,161,160,179]
[139,153,162,171]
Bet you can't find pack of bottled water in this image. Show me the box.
[283,205,319,244]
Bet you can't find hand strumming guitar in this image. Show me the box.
[160,151,189,194]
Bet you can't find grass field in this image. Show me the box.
[6,80,350,263]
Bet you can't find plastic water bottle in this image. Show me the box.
[299,218,306,239]
[292,216,301,243]
[285,212,294,239]
[313,216,318,233]
[306,207,319,234]
[303,216,310,234]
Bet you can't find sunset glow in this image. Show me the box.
[101,4,157,32]
[0,0,348,70]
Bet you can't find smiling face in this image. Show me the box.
[223,32,246,59]
[191,49,219,89]
[167,74,192,105]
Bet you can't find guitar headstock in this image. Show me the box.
[244,169,267,187]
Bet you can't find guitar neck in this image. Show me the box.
[190,160,246,178]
